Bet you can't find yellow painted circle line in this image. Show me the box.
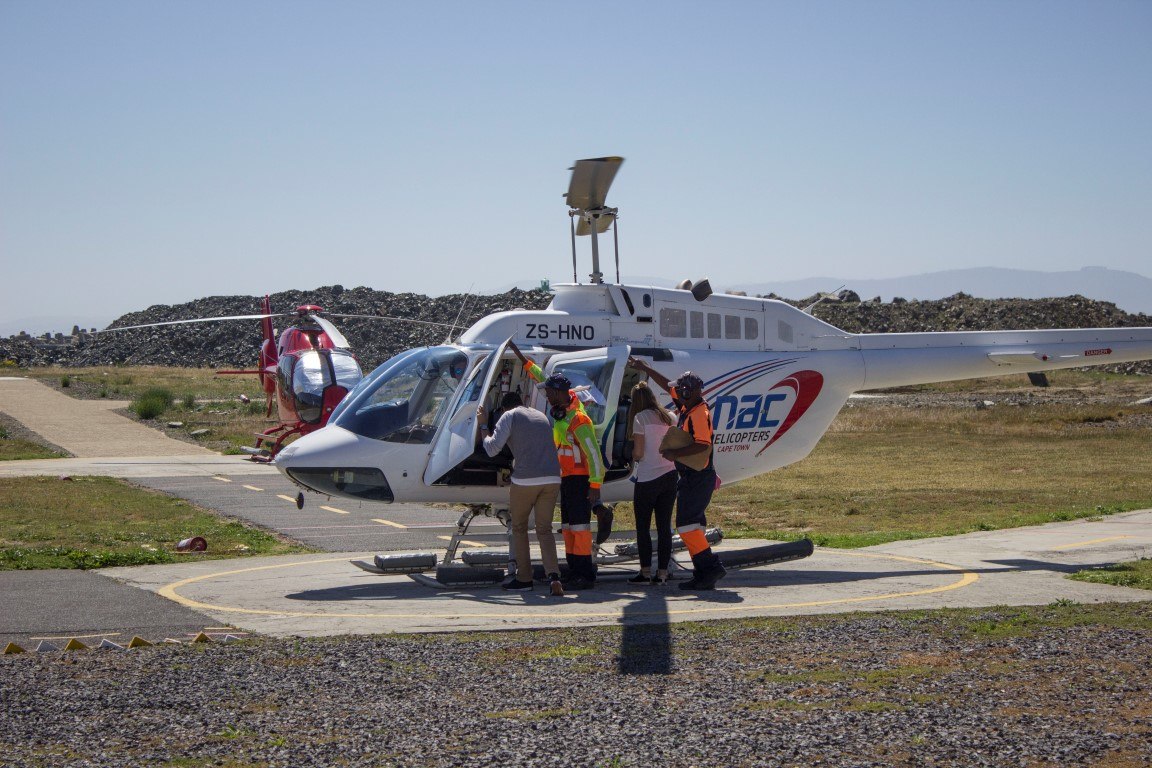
[157,550,979,620]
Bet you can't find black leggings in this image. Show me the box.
[633,470,677,570]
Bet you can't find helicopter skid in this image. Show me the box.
[410,564,506,589]
[362,531,813,590]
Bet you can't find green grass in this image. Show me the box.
[1070,558,1152,590]
[130,386,175,419]
[0,475,311,570]
[0,435,67,461]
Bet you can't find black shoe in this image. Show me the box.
[594,505,614,545]
[628,572,651,584]
[502,578,534,591]
[562,577,595,591]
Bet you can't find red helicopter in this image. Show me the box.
[215,297,365,459]
[99,297,428,459]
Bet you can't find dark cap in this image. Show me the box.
[674,371,704,391]
[542,373,572,391]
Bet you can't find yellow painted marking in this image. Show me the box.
[1050,535,1133,551]
[157,549,979,620]
[372,518,407,528]
[31,632,121,641]
[277,494,297,503]
[212,476,232,483]
[438,536,485,546]
[242,485,264,492]
[322,505,350,515]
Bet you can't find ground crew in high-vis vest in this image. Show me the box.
[538,371,605,590]
[628,358,727,590]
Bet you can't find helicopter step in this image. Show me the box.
[350,552,440,575]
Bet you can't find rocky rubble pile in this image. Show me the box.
[0,285,552,369]
[2,287,1150,373]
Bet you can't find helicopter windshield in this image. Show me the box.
[331,346,471,444]
[288,349,364,424]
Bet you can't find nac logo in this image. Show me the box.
[710,370,823,455]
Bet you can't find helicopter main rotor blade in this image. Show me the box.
[312,315,350,349]
[564,156,624,211]
[325,313,457,330]
[96,313,290,333]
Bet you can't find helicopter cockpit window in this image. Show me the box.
[331,346,471,444]
[289,349,364,424]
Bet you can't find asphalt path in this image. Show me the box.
[131,472,506,553]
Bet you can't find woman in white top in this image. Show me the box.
[627,381,678,584]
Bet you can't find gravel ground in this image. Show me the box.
[2,604,1149,767]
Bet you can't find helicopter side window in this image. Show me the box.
[659,308,686,338]
[690,311,704,338]
[548,359,613,426]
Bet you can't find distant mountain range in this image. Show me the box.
[726,267,1152,315]
[509,267,1152,315]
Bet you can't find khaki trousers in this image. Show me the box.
[508,482,560,579]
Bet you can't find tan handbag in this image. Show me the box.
[658,426,710,471]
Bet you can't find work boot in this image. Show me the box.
[562,576,595,591]
[678,570,702,590]
[502,578,534,591]
[679,564,726,591]
[697,562,727,589]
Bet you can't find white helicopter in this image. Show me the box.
[274,156,1152,585]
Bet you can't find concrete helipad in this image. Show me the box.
[101,511,1152,636]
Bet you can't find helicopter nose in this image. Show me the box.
[274,426,394,502]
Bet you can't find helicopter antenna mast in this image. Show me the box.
[564,156,623,284]
[444,284,476,343]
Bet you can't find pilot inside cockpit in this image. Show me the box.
[427,353,468,390]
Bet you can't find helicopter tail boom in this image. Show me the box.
[857,326,1152,390]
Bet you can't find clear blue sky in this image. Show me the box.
[2,0,1149,334]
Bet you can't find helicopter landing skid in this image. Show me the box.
[357,505,511,588]
[249,423,310,461]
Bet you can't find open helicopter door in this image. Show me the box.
[423,339,512,485]
[540,345,632,472]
